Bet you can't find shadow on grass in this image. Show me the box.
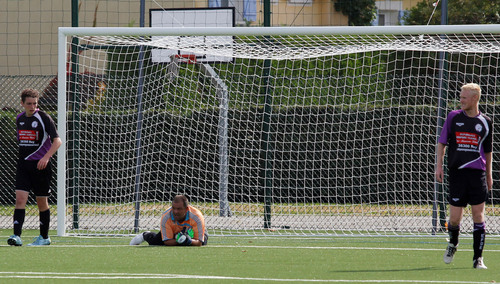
[329,266,470,273]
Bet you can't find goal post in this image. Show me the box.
[57,25,500,236]
[198,62,232,218]
[57,28,67,237]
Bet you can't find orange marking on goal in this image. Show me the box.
[175,54,197,64]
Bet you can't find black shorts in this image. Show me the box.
[15,160,52,197]
[448,168,488,207]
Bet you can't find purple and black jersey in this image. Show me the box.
[438,110,492,171]
[16,109,59,161]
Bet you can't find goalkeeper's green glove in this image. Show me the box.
[175,229,192,246]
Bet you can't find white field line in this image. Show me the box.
[0,272,494,283]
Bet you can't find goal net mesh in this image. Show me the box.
[58,28,500,236]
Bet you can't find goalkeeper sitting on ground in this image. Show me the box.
[130,195,207,246]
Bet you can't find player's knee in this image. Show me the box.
[472,214,485,224]
[15,195,29,207]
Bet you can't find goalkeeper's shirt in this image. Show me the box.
[160,205,206,242]
[16,109,59,161]
[438,109,492,171]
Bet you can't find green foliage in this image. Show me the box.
[0,111,17,199]
[403,0,500,25]
[103,35,406,113]
[105,45,166,111]
[0,111,17,140]
[334,0,377,26]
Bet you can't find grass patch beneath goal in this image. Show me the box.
[0,229,499,283]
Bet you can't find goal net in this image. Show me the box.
[56,25,500,236]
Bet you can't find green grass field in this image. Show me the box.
[1,229,499,283]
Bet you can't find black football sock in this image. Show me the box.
[448,223,460,246]
[13,209,26,237]
[39,209,50,239]
[473,222,486,260]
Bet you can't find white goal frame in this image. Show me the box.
[57,25,500,237]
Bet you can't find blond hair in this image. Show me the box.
[461,83,481,99]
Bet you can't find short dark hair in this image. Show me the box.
[172,195,189,208]
[21,88,40,103]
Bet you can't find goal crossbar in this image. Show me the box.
[59,25,500,36]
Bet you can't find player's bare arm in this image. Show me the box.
[485,151,493,191]
[163,238,202,246]
[189,239,203,246]
[435,143,446,183]
[37,137,62,170]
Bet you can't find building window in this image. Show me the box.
[378,14,385,26]
[208,0,256,24]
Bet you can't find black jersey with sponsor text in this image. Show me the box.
[438,110,492,171]
[16,109,59,161]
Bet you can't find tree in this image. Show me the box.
[403,0,500,25]
[334,0,377,26]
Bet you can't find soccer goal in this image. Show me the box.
[56,25,500,237]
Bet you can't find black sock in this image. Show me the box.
[39,209,50,239]
[448,223,460,246]
[13,209,26,237]
[473,222,486,260]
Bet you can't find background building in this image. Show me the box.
[374,0,417,25]
[0,0,353,110]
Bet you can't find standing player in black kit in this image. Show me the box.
[7,88,62,246]
[436,83,492,269]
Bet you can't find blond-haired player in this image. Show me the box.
[436,83,492,269]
